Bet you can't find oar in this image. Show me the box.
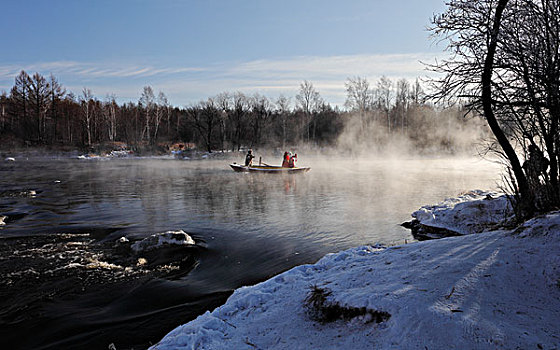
[258,156,272,166]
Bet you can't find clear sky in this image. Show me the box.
[0,0,447,107]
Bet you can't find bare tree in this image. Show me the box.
[376,76,393,133]
[345,76,372,112]
[154,91,168,143]
[187,99,219,153]
[395,79,410,133]
[162,93,172,137]
[500,0,560,212]
[0,92,7,132]
[48,74,65,142]
[430,1,528,211]
[28,73,50,142]
[215,92,230,151]
[296,80,322,142]
[249,93,272,147]
[9,71,31,138]
[62,92,78,145]
[80,88,94,147]
[103,94,118,141]
[231,92,248,151]
[410,78,424,107]
[345,76,372,133]
[139,86,155,143]
[275,94,291,149]
[430,0,560,218]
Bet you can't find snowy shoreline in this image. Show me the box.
[151,192,560,349]
[404,190,513,240]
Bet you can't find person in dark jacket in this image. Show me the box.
[245,149,255,166]
[523,144,549,184]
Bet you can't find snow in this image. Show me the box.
[412,190,513,235]
[108,150,130,157]
[151,193,560,350]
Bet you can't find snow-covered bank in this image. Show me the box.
[151,194,560,350]
[411,190,513,236]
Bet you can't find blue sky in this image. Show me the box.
[0,0,447,107]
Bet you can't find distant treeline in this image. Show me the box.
[0,71,487,153]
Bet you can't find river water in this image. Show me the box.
[0,155,502,349]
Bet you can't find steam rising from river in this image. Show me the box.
[334,108,491,158]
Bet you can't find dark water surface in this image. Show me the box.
[0,155,501,349]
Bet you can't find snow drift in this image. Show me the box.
[411,190,512,235]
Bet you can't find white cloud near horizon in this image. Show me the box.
[228,53,434,79]
[0,61,206,81]
[0,53,442,106]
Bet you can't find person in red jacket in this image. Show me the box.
[282,151,290,167]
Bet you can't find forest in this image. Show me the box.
[0,70,487,154]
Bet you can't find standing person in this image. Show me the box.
[245,149,255,166]
[282,151,290,167]
[523,144,549,184]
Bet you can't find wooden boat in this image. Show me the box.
[230,163,310,173]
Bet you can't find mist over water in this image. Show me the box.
[0,155,502,349]
[335,105,491,157]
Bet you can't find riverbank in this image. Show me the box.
[0,143,236,162]
[151,192,560,349]
[0,141,173,159]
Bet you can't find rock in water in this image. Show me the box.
[116,236,130,244]
[131,230,196,253]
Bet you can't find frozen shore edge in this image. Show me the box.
[151,191,560,349]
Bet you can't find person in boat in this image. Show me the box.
[288,153,297,168]
[282,151,290,167]
[245,149,255,166]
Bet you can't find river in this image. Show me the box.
[0,154,502,349]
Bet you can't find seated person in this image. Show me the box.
[282,151,290,167]
[288,153,297,168]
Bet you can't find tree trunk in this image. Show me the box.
[481,0,533,217]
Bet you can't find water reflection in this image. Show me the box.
[0,156,503,284]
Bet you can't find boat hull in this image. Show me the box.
[229,163,310,173]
